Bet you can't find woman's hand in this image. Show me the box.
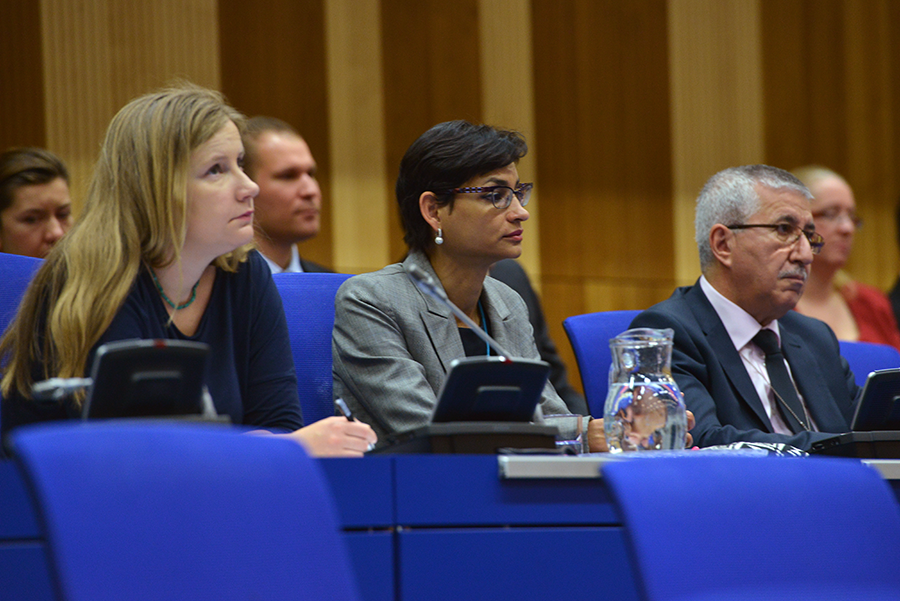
[585,410,696,453]
[286,416,378,457]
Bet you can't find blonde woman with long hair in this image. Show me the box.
[0,84,376,456]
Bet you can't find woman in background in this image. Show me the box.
[792,165,900,350]
[0,84,375,456]
[0,147,73,257]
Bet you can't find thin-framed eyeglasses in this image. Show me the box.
[812,208,863,229]
[726,223,825,255]
[443,183,533,209]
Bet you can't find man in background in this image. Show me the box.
[242,117,330,273]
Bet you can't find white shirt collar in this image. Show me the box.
[699,275,780,350]
[260,245,304,274]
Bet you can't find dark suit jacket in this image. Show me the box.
[489,259,588,415]
[631,281,859,450]
[299,257,332,273]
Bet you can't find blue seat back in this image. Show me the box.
[0,253,42,434]
[603,455,900,601]
[0,253,41,333]
[839,340,900,387]
[272,272,352,424]
[11,422,361,601]
[563,310,641,416]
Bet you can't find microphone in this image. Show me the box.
[405,263,515,361]
[405,263,546,423]
[32,377,93,402]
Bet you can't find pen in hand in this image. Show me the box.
[335,398,354,421]
[335,398,376,451]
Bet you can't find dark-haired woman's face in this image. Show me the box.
[0,178,72,258]
[434,163,529,266]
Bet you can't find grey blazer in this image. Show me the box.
[332,250,569,439]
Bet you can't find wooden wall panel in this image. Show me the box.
[478,0,541,280]
[381,0,483,263]
[762,0,900,290]
[218,0,334,268]
[668,0,765,284]
[41,0,220,211]
[0,1,46,149]
[325,0,391,273]
[533,0,672,390]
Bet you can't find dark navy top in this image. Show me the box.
[1,251,303,438]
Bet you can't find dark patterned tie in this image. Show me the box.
[752,329,807,434]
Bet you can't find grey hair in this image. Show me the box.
[695,165,812,271]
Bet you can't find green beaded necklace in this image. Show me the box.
[150,269,199,310]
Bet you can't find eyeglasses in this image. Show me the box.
[726,223,825,255]
[812,208,863,229]
[443,183,533,209]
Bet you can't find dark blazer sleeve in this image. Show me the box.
[299,257,334,273]
[631,284,857,450]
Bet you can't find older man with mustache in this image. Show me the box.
[631,165,859,450]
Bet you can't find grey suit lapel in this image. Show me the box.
[481,280,516,355]
[403,251,464,373]
[686,284,776,431]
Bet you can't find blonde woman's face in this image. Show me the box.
[183,121,259,262]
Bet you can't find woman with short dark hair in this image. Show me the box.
[333,120,605,450]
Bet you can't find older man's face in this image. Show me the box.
[728,185,816,325]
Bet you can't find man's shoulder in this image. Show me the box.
[640,284,700,318]
[779,309,834,337]
[299,257,333,273]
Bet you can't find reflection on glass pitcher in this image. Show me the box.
[604,328,687,452]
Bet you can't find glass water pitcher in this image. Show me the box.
[603,328,687,452]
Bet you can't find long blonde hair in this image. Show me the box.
[1,83,251,402]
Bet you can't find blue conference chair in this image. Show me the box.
[11,422,361,601]
[0,253,41,333]
[563,310,641,416]
[603,455,900,601]
[0,253,42,434]
[272,272,353,424]
[839,340,900,387]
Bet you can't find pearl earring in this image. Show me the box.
[435,228,443,245]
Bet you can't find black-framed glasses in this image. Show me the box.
[812,208,863,229]
[726,223,825,255]
[443,183,533,209]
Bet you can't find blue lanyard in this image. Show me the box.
[478,300,490,356]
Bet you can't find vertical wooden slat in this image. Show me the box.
[478,0,541,281]
[40,0,221,212]
[533,0,672,393]
[0,0,46,149]
[668,0,765,285]
[381,0,483,263]
[218,0,333,268]
[325,0,391,273]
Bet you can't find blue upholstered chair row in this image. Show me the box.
[603,454,900,601]
[10,421,361,601]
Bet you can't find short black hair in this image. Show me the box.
[396,120,527,252]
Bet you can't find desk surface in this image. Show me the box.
[496,453,900,480]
